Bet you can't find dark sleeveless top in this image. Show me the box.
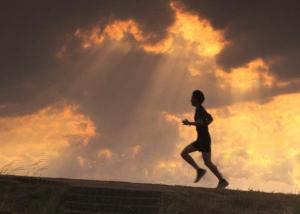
[194,105,211,138]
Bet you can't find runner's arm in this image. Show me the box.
[205,113,213,125]
[188,113,213,126]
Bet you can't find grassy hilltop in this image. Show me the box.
[160,186,300,214]
[0,175,68,213]
[0,174,299,214]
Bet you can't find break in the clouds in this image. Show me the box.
[1,1,300,193]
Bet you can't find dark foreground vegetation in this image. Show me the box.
[159,186,300,214]
[0,175,299,214]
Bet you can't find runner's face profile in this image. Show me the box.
[191,96,198,106]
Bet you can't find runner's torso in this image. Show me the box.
[194,105,210,138]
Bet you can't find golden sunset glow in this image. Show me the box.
[97,148,113,160]
[105,19,143,42]
[215,59,276,93]
[72,2,226,58]
[169,2,226,57]
[131,144,141,159]
[0,105,96,176]
[74,19,143,49]
[74,28,104,48]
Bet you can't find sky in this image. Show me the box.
[1,0,300,193]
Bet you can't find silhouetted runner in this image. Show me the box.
[181,89,229,189]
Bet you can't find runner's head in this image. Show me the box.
[191,90,205,106]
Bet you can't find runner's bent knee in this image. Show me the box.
[181,144,195,157]
[181,150,189,158]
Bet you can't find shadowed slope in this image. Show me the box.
[0,174,299,214]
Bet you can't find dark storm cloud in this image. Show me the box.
[0,0,175,116]
[178,0,300,81]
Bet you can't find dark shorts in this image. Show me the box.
[191,135,211,153]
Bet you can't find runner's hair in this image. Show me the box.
[192,89,205,103]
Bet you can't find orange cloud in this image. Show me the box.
[104,19,143,42]
[169,2,227,57]
[142,37,173,54]
[131,144,141,159]
[214,58,297,98]
[73,19,144,49]
[77,156,86,167]
[97,148,113,160]
[0,104,96,176]
[71,2,226,56]
[141,2,227,55]
[215,59,275,93]
[74,28,104,49]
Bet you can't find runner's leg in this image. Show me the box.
[180,143,202,170]
[202,152,223,180]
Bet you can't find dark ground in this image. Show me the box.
[0,174,299,214]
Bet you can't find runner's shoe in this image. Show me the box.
[194,168,206,183]
[217,178,229,189]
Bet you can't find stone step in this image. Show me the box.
[68,186,162,198]
[64,201,160,214]
[64,193,161,206]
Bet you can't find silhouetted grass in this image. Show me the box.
[158,187,300,214]
[0,177,69,214]
[0,159,69,214]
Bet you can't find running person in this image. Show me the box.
[181,89,229,189]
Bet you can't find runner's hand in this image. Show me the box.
[182,119,191,126]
